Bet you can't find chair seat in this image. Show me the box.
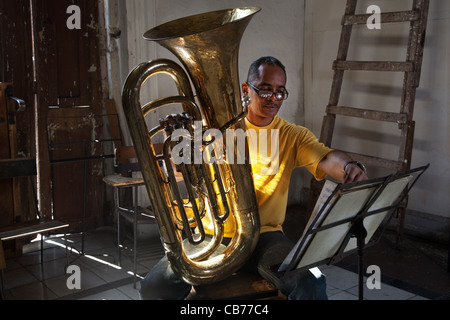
[103,174,144,188]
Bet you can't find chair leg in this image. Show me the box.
[115,187,122,267]
[40,234,44,265]
[65,232,69,268]
[133,186,138,289]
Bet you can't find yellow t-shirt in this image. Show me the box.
[199,116,332,237]
[245,116,332,233]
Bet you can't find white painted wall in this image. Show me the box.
[106,0,449,219]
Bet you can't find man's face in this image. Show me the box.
[242,64,287,127]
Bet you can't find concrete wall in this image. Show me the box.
[105,0,449,221]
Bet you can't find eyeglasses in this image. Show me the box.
[247,82,289,101]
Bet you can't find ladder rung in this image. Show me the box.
[326,106,408,123]
[342,10,419,25]
[333,60,414,72]
[334,150,404,171]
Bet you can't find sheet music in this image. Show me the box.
[278,179,339,272]
[305,179,339,231]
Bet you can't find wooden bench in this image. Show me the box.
[0,220,69,263]
[0,158,70,298]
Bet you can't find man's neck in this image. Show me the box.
[246,115,275,127]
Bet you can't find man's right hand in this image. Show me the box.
[159,112,193,134]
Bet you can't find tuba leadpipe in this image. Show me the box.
[122,7,261,285]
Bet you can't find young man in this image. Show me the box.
[139,56,368,300]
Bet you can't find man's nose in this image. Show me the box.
[267,93,277,101]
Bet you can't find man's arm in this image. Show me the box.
[317,150,368,183]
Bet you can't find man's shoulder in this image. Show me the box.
[274,116,310,135]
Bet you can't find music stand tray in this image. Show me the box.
[278,164,429,300]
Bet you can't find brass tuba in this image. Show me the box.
[122,7,261,285]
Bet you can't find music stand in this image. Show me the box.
[278,164,429,300]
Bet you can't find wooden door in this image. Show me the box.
[1,0,106,231]
[33,0,105,230]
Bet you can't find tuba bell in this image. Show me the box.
[122,7,261,285]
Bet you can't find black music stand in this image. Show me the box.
[278,165,429,300]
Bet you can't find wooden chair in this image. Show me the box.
[0,158,69,298]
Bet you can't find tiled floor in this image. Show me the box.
[1,227,448,300]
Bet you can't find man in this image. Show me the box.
[139,56,368,300]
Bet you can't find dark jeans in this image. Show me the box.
[139,231,328,300]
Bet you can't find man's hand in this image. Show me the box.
[343,162,368,184]
[318,150,368,183]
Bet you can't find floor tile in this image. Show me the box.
[79,288,132,300]
[407,295,429,300]
[7,280,58,300]
[25,257,68,281]
[89,261,133,283]
[116,283,141,300]
[328,290,358,300]
[346,281,417,300]
[43,268,107,298]
[3,267,38,290]
[321,265,359,291]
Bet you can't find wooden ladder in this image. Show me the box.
[316,0,430,240]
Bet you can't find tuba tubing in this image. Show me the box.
[122,7,261,285]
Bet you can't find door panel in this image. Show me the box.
[33,0,104,229]
[47,108,104,228]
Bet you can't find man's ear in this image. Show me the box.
[242,82,249,96]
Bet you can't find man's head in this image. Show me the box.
[242,56,288,127]
[246,56,287,84]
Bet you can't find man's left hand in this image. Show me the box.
[343,162,368,183]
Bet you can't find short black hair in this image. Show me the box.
[246,56,287,84]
